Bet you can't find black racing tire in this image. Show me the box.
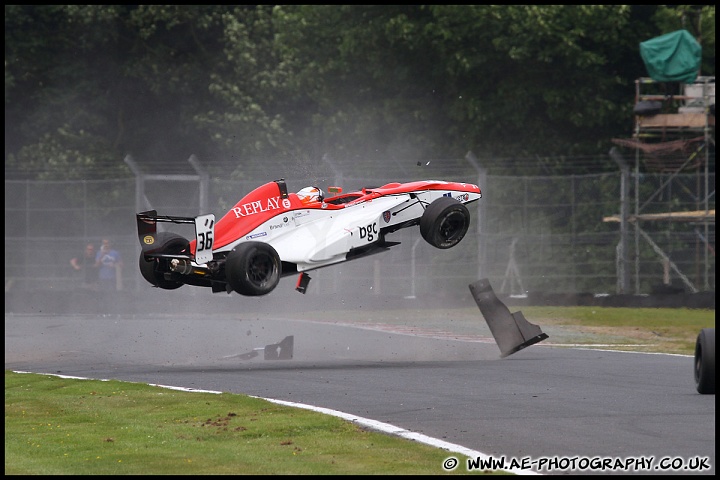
[138,232,189,290]
[694,328,715,394]
[419,197,471,249]
[225,242,281,296]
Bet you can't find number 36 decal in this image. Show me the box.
[194,214,215,264]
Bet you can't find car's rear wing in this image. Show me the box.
[136,210,216,264]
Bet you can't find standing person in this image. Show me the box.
[95,238,123,291]
[70,242,98,289]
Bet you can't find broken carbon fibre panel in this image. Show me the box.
[469,279,549,358]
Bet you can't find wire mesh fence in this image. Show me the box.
[4,158,715,298]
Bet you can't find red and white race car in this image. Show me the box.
[136,178,482,296]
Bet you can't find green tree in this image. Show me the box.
[270,5,667,164]
[4,5,715,180]
[5,5,225,178]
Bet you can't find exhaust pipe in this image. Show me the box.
[170,258,194,275]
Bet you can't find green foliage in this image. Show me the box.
[4,5,715,179]
[6,131,129,181]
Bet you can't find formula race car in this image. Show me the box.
[136,178,482,296]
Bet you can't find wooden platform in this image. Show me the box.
[638,113,714,129]
[603,209,715,223]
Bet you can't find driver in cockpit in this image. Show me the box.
[296,186,325,205]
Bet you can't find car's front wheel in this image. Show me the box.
[225,242,281,296]
[138,232,189,290]
[419,197,471,249]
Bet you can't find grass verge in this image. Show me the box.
[508,306,714,355]
[5,371,496,475]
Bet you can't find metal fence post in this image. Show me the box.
[610,147,631,294]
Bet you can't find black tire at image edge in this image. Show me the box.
[694,327,715,395]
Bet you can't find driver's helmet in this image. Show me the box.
[297,186,324,204]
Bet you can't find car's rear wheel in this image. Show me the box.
[138,232,189,290]
[420,197,471,249]
[694,328,715,394]
[226,242,281,296]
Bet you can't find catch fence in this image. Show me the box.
[4,160,715,298]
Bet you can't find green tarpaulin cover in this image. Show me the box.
[640,30,701,84]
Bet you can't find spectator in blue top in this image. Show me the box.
[95,238,123,291]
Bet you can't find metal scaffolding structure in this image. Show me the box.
[610,76,715,293]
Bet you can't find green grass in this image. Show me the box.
[5,306,715,474]
[5,371,496,475]
[519,306,714,355]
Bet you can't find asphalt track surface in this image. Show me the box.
[5,311,715,475]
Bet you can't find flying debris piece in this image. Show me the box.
[223,350,259,361]
[264,335,294,360]
[469,279,548,358]
[295,272,311,294]
[222,335,294,361]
